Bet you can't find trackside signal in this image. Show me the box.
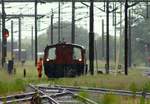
[3,28,9,39]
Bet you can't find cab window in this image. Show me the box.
[48,47,56,60]
[73,47,82,60]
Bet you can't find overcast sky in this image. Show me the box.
[0,2,123,42]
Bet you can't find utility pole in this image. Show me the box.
[51,9,54,45]
[35,0,38,66]
[11,21,13,60]
[113,3,117,63]
[95,41,98,72]
[18,18,21,61]
[58,2,61,42]
[120,2,122,65]
[125,0,128,75]
[101,19,104,59]
[128,10,131,67]
[31,26,33,60]
[89,0,94,75]
[71,0,75,43]
[146,1,149,18]
[106,0,109,74]
[0,19,1,59]
[2,0,6,67]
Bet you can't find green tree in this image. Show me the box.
[131,4,150,65]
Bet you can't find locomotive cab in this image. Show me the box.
[44,43,87,78]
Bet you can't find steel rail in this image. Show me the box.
[0,87,73,103]
[5,97,32,104]
[0,92,35,101]
[52,89,98,104]
[57,85,150,97]
[29,84,60,104]
[0,89,66,102]
[0,91,72,103]
[50,91,73,98]
[41,96,81,104]
[67,91,99,104]
[44,91,85,104]
[33,84,99,104]
[55,85,150,97]
[35,84,98,104]
[2,84,150,104]
[49,88,98,104]
[37,85,150,98]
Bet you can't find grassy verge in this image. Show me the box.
[0,61,150,96]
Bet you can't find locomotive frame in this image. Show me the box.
[43,42,87,78]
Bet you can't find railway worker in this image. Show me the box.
[37,57,43,79]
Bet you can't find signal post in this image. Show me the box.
[1,0,8,67]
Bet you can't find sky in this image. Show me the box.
[0,2,124,42]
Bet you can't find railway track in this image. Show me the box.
[0,84,98,104]
[0,84,150,104]
[51,85,150,98]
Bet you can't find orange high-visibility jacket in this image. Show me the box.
[37,60,43,70]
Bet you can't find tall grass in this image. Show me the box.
[0,70,150,95]
[0,70,26,95]
[0,60,150,100]
[52,71,150,91]
[0,61,45,95]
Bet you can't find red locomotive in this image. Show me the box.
[43,42,87,78]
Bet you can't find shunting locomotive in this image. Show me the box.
[43,42,87,78]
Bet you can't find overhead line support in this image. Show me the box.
[106,0,109,74]
[35,0,38,66]
[72,0,75,43]
[2,0,6,67]
[124,0,128,75]
[58,2,61,42]
[18,18,21,61]
[31,26,34,60]
[124,0,138,75]
[89,0,94,75]
[51,9,54,45]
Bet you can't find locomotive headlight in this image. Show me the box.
[79,58,82,61]
[46,58,50,61]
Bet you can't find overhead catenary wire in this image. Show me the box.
[4,2,112,37]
